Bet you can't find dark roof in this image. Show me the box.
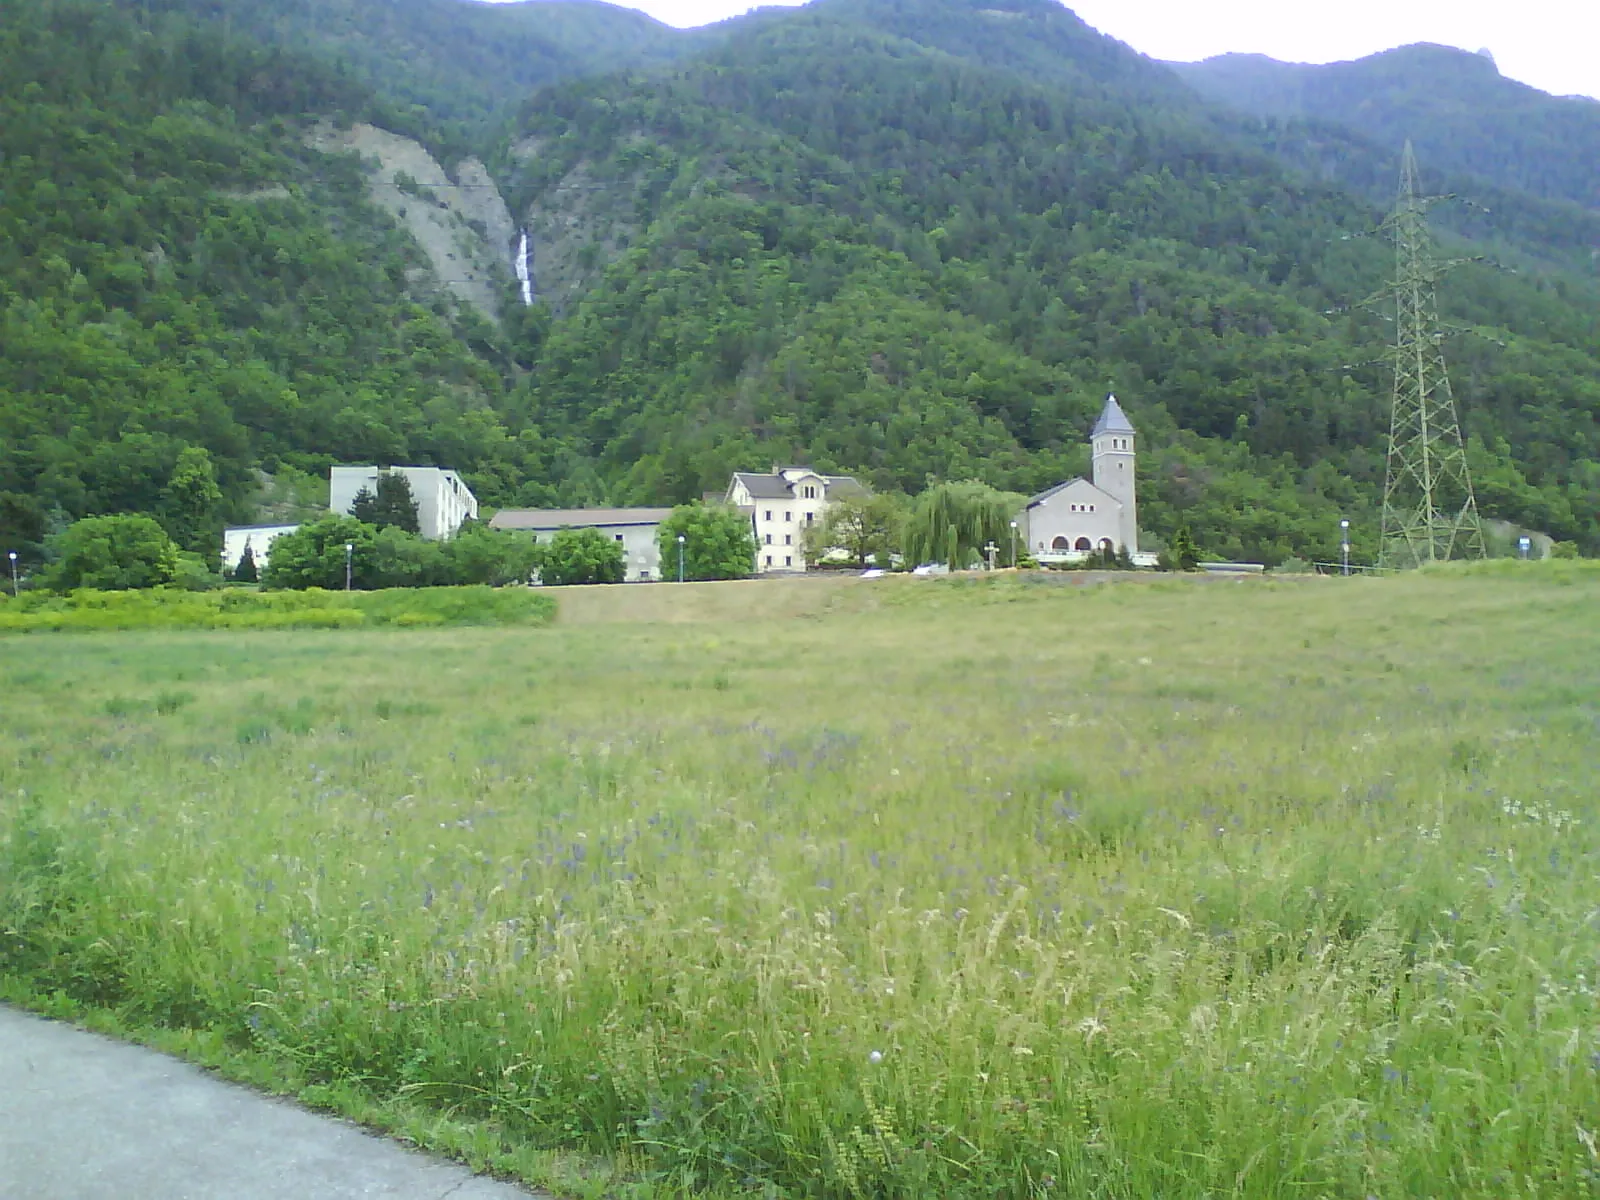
[1092,394,1135,437]
[824,475,869,498]
[1025,478,1088,508]
[731,470,869,500]
[489,507,672,531]
[731,472,797,500]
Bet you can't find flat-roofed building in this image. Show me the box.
[329,466,478,539]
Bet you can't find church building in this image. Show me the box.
[1021,395,1139,560]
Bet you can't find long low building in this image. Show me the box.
[222,524,299,573]
[489,507,673,582]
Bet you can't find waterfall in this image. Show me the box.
[514,231,534,306]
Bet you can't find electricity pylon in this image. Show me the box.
[1378,141,1485,569]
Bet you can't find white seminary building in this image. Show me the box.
[329,465,478,540]
[724,467,866,573]
[1020,394,1145,563]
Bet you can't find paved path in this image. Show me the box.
[0,1006,541,1199]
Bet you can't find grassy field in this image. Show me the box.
[2,563,1598,1197]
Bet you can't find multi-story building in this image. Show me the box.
[329,466,478,540]
[725,468,867,573]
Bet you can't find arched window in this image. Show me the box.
[1099,538,1114,553]
[1074,537,1092,551]
[1051,535,1070,551]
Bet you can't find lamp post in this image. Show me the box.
[7,551,16,598]
[344,541,354,591]
[1009,520,1018,569]
[676,533,686,583]
[1339,519,1350,577]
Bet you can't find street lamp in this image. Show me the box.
[1009,520,1018,569]
[344,542,354,591]
[676,533,686,583]
[7,551,16,598]
[1339,519,1350,577]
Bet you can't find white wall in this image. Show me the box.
[329,466,478,539]
[1024,480,1126,555]
[222,526,299,572]
[532,523,662,582]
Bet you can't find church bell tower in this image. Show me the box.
[1091,394,1138,553]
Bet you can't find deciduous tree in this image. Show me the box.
[44,515,180,591]
[656,505,757,581]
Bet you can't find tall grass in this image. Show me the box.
[2,563,1598,1197]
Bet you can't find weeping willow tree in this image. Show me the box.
[903,481,1022,569]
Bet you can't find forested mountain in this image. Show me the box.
[497,0,1600,556]
[0,0,552,563]
[1175,46,1600,212]
[2,0,1597,569]
[123,0,711,155]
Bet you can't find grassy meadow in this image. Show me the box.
[2,563,1598,1197]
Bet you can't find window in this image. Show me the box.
[784,533,792,545]
[764,509,772,521]
[805,511,814,523]
[784,511,792,522]
[614,534,624,542]
[784,555,792,566]
[765,555,772,566]
[764,533,772,545]
[803,485,816,499]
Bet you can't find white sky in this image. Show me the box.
[520,0,1600,101]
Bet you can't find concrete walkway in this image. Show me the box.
[0,1006,541,1199]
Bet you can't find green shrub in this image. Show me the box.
[44,515,180,591]
[0,585,554,632]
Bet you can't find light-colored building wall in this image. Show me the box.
[222,525,299,572]
[329,466,478,539]
[726,468,857,573]
[1020,394,1140,562]
[488,508,670,582]
[1022,479,1125,556]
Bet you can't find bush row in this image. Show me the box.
[0,586,556,632]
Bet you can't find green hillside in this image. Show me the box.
[0,0,546,564]
[498,0,1600,557]
[2,0,1597,569]
[123,0,710,153]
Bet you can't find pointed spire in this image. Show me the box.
[1092,393,1134,438]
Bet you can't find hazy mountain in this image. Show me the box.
[1173,45,1600,211]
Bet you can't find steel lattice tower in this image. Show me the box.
[1378,141,1485,569]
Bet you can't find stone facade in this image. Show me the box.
[1022,395,1140,560]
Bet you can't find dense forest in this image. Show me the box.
[1,0,1596,568]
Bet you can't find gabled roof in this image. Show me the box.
[730,472,796,500]
[489,507,672,531]
[729,470,869,500]
[1092,393,1135,437]
[823,475,868,498]
[1025,477,1119,509]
